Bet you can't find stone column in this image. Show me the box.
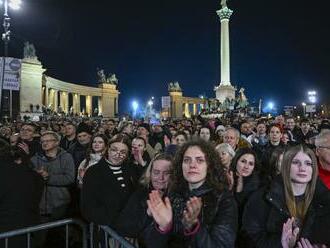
[98,97,102,115]
[217,6,233,86]
[184,103,190,118]
[72,93,80,114]
[86,95,92,116]
[193,103,197,115]
[63,92,69,113]
[44,86,48,107]
[53,89,58,112]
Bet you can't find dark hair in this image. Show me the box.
[174,131,188,141]
[133,136,147,147]
[109,134,132,158]
[230,147,259,174]
[171,138,225,192]
[198,126,213,141]
[84,134,109,166]
[267,146,287,179]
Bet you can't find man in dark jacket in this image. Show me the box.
[0,139,44,248]
[60,122,77,151]
[68,123,92,170]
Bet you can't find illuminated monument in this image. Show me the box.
[214,0,236,103]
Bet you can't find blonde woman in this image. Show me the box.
[242,145,329,247]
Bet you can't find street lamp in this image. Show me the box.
[0,0,22,118]
[302,102,306,116]
[132,100,138,118]
[307,90,317,104]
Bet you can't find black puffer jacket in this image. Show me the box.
[144,184,238,248]
[241,176,330,248]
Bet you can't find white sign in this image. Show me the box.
[306,104,316,113]
[161,96,171,108]
[0,57,21,91]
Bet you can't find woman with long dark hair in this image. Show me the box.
[77,134,109,185]
[144,139,238,248]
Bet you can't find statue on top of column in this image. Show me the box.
[97,69,118,85]
[168,81,182,92]
[97,69,107,83]
[221,0,228,8]
[23,42,37,59]
[107,74,118,85]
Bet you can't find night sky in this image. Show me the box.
[5,0,330,113]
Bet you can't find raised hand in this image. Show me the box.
[281,217,300,248]
[182,197,202,230]
[297,238,327,248]
[147,190,173,231]
[17,142,29,155]
[227,171,234,190]
[236,172,243,193]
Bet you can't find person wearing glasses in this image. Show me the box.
[81,134,137,227]
[30,131,75,222]
[242,145,330,247]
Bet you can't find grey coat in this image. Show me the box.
[31,148,75,215]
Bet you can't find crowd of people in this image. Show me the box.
[0,114,330,248]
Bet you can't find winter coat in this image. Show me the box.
[144,184,238,248]
[77,153,102,184]
[115,186,153,238]
[81,158,138,226]
[67,142,89,170]
[0,159,44,232]
[31,148,75,215]
[241,176,330,247]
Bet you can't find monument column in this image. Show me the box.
[214,0,236,103]
[217,2,232,85]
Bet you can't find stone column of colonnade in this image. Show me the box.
[193,104,197,115]
[53,89,58,112]
[184,103,190,118]
[44,86,48,107]
[98,96,103,115]
[59,91,69,113]
[72,93,81,114]
[86,95,92,116]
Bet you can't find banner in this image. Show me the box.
[0,57,22,91]
[161,96,171,108]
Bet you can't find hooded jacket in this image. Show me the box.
[31,148,75,215]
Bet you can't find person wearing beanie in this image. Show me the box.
[68,123,93,169]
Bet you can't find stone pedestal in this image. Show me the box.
[214,84,236,103]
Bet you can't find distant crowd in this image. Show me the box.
[0,114,330,248]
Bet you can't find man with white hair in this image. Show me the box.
[223,127,240,150]
[315,130,330,189]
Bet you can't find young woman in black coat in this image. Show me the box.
[144,139,238,248]
[242,145,329,248]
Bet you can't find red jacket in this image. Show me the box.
[318,162,330,190]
